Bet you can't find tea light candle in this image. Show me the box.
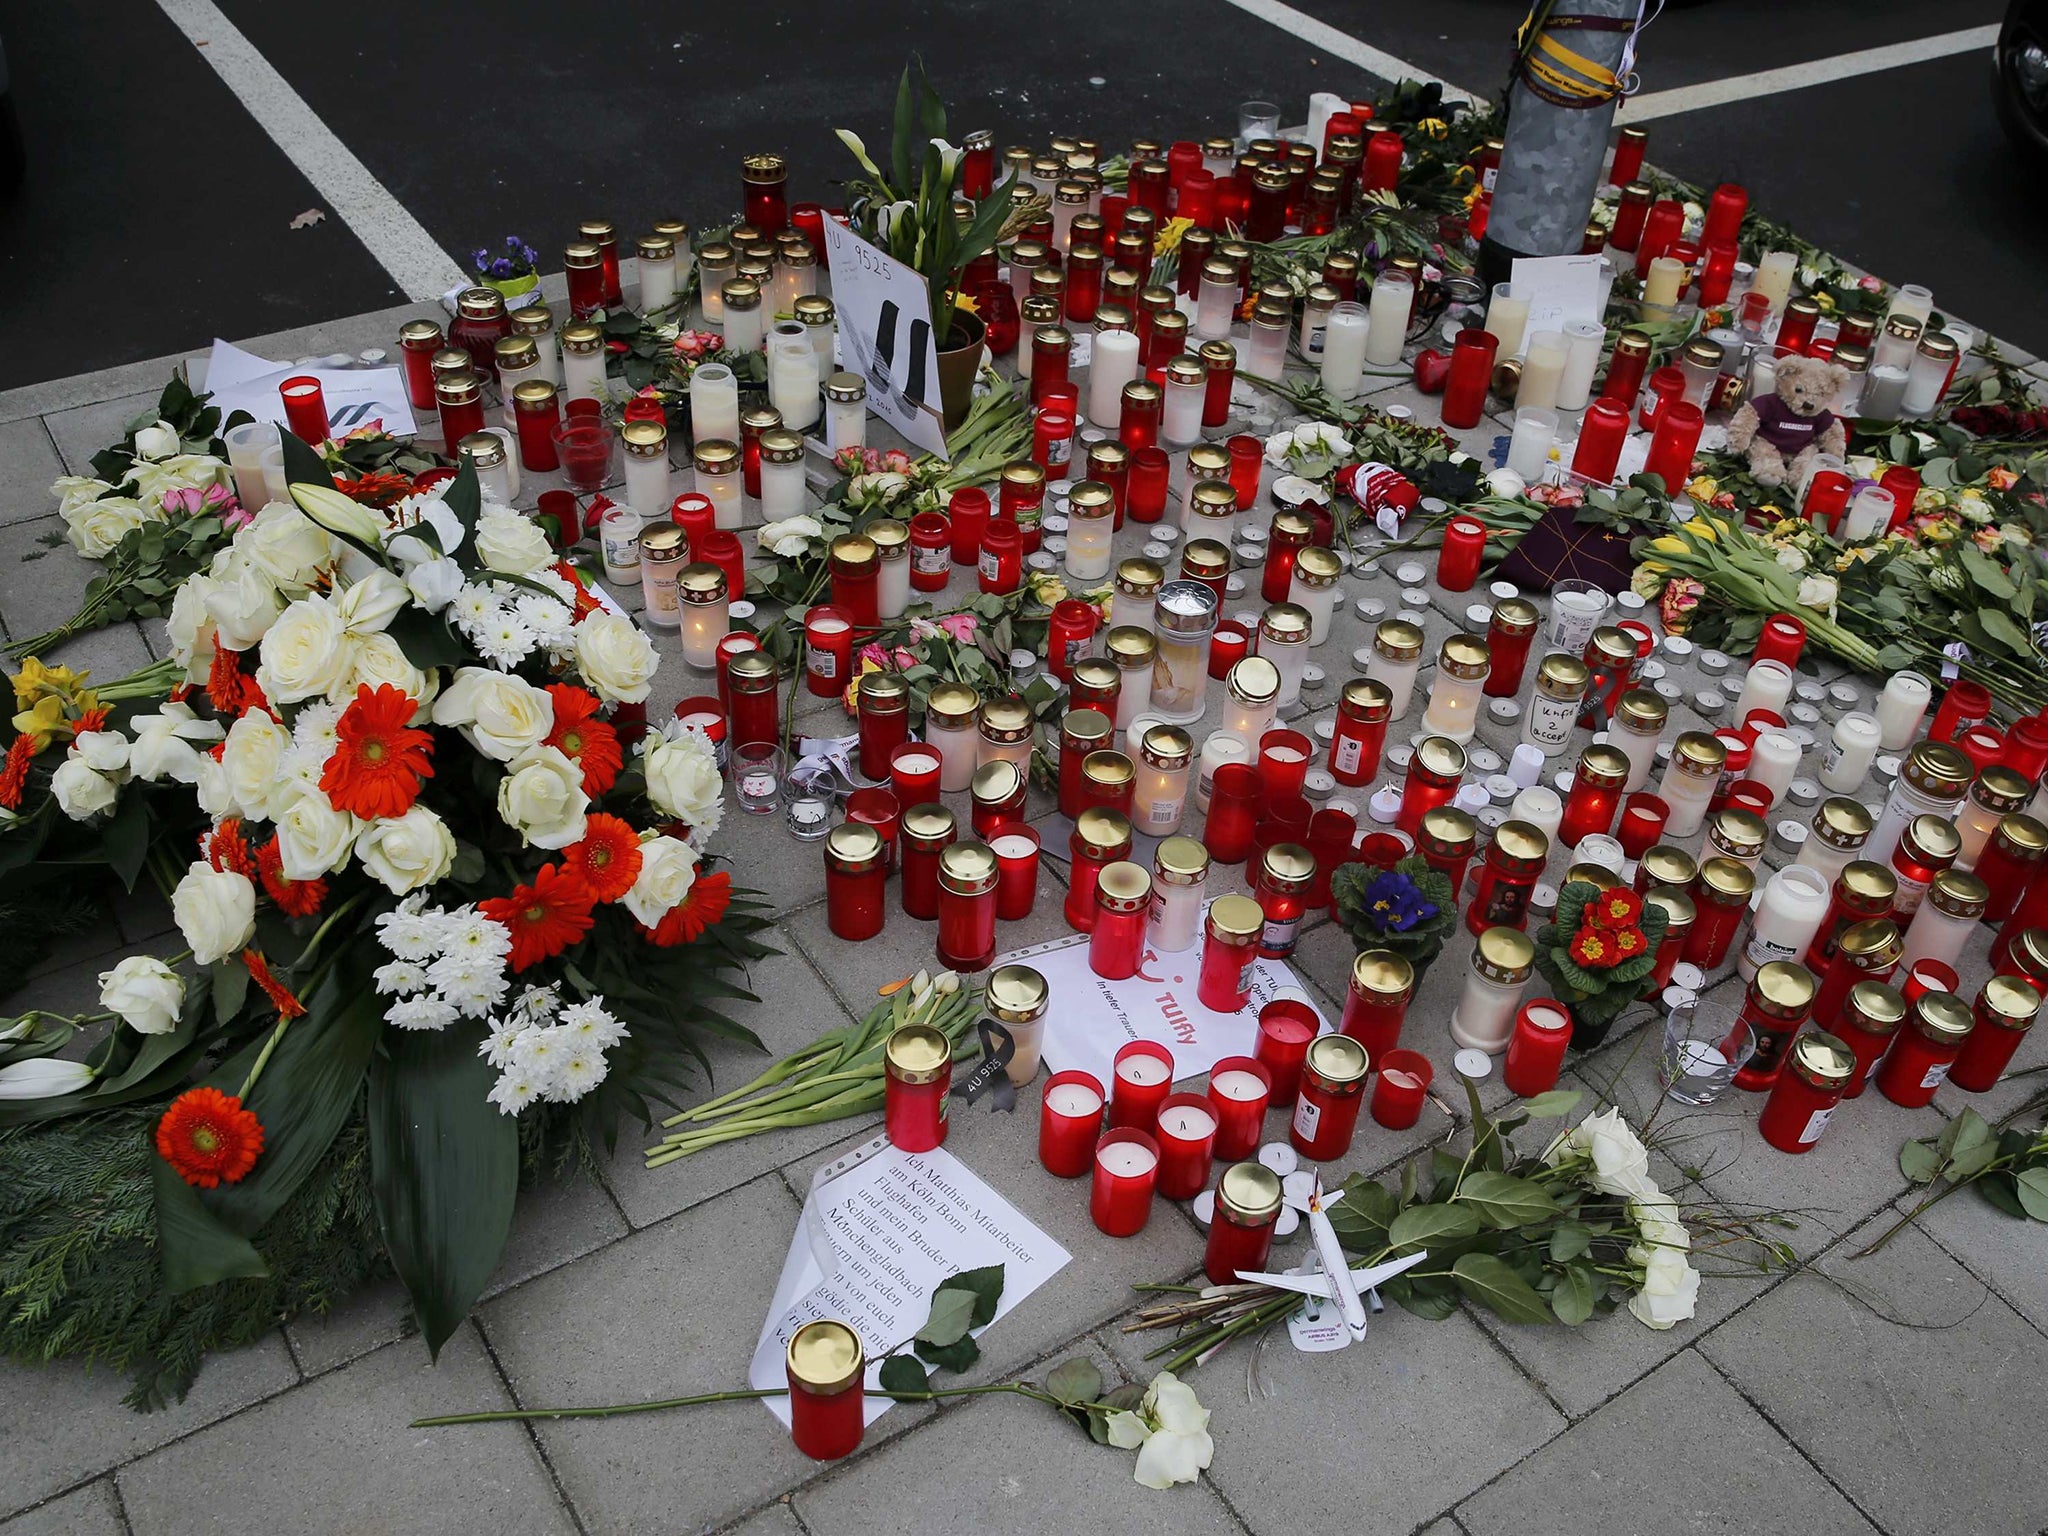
[1108,1040,1175,1131]
[1039,1071,1106,1177]
[1735,659,1795,725]
[1090,1130,1161,1236]
[1510,785,1564,846]
[691,363,742,446]
[1205,1057,1272,1160]
[1154,1094,1219,1199]
[1254,998,1320,1104]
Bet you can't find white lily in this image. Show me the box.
[874,199,916,245]
[836,128,883,180]
[291,482,386,547]
[0,1058,96,1099]
[1103,1371,1214,1489]
[930,136,963,185]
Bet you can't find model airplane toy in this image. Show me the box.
[1235,1173,1429,1346]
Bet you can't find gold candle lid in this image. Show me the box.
[1438,633,1491,680]
[1750,960,1818,1020]
[988,964,1049,1023]
[1473,926,1537,985]
[1304,1033,1370,1090]
[1217,1162,1285,1225]
[885,1022,952,1083]
[787,1320,863,1395]
[1373,619,1425,663]
[1787,1030,1857,1091]
[1075,807,1134,854]
[1155,835,1212,885]
[1207,893,1264,940]
[1351,950,1415,1000]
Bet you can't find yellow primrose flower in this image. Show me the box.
[1417,117,1448,139]
[11,695,72,753]
[1812,291,1836,314]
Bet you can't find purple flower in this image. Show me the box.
[1363,871,1435,934]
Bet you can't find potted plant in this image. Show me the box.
[1530,881,1668,1050]
[837,61,1044,429]
[469,235,542,305]
[1329,856,1458,977]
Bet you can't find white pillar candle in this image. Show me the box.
[1733,659,1794,724]
[1888,283,1934,327]
[1046,1082,1103,1117]
[1195,267,1238,341]
[1898,880,1981,975]
[1819,711,1881,793]
[1557,320,1605,412]
[1158,1103,1216,1140]
[1163,372,1204,445]
[1518,331,1569,411]
[1840,486,1894,542]
[1116,1053,1171,1088]
[639,251,677,311]
[768,336,821,432]
[1641,258,1684,312]
[1752,251,1797,315]
[690,364,741,447]
[1875,672,1931,751]
[224,421,277,512]
[1506,407,1557,481]
[1740,864,1831,979]
[561,343,608,406]
[1089,329,1143,429]
[1510,785,1563,846]
[1097,1141,1159,1177]
[1364,272,1414,366]
[1209,1068,1266,1102]
[1484,282,1529,358]
[1748,728,1801,806]
[1196,732,1252,812]
[1320,302,1371,400]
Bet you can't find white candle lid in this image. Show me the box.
[1454,1048,1492,1081]
[1191,1189,1216,1225]
[1258,1142,1298,1176]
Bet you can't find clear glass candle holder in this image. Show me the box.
[732,742,785,815]
[1657,999,1755,1106]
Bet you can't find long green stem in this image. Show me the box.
[410,1379,1073,1429]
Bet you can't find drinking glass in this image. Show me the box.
[1657,999,1754,1106]
[1548,578,1612,652]
[732,742,785,815]
[1237,101,1281,147]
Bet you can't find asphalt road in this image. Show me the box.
[0,0,2038,392]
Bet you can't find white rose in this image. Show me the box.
[289,482,386,546]
[63,495,153,559]
[757,515,824,559]
[403,556,464,613]
[623,834,699,927]
[273,784,360,881]
[133,420,181,461]
[643,730,722,824]
[166,576,217,680]
[51,474,114,518]
[432,667,554,761]
[73,729,130,776]
[99,955,185,1035]
[129,454,226,508]
[1796,574,1838,611]
[128,702,223,784]
[0,1059,96,1099]
[1573,1107,1655,1197]
[347,631,433,705]
[1626,1245,1701,1330]
[221,709,293,821]
[172,861,256,965]
[1773,545,1807,573]
[257,593,355,704]
[203,550,284,652]
[241,501,334,590]
[847,471,909,504]
[1630,1192,1690,1255]
[51,759,118,820]
[195,755,235,819]
[354,804,457,894]
[474,507,555,575]
[573,611,657,704]
[496,745,589,850]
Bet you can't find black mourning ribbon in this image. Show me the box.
[950,1018,1017,1113]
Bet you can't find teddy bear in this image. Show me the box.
[1725,354,1849,488]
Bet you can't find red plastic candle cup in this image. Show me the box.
[1370,1049,1434,1129]
[1108,1040,1175,1131]
[279,375,329,443]
[1571,399,1630,484]
[1039,1071,1106,1178]
[671,491,717,553]
[1502,1002,1573,1098]
[1900,958,1959,1006]
[1437,514,1487,591]
[1254,999,1319,1104]
[1879,465,1922,532]
[1257,728,1314,805]
[528,489,577,553]
[564,396,603,422]
[882,742,938,806]
[1639,366,1685,431]
[1203,762,1262,864]
[990,824,1042,921]
[1204,1055,1272,1160]
[948,486,992,565]
[1227,435,1264,510]
[1702,182,1748,248]
[1090,1129,1161,1237]
[1441,329,1498,429]
[1754,614,1807,670]
[554,421,613,493]
[1956,726,2005,776]
[1725,781,1772,820]
[785,1320,866,1461]
[1618,794,1671,859]
[1207,622,1250,679]
[1154,1093,1219,1200]
[803,605,855,698]
[1929,679,1992,744]
[1611,126,1648,186]
[845,788,901,872]
[1644,401,1704,489]
[1127,446,1171,523]
[1801,471,1851,532]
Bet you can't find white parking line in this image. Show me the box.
[154,0,466,301]
[1618,25,2002,123]
[1210,0,1481,106]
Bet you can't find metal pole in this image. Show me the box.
[1479,0,1641,286]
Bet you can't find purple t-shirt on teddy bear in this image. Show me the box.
[1751,394,1834,455]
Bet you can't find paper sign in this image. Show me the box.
[1507,255,1606,358]
[749,1136,1070,1427]
[821,219,949,458]
[201,339,418,440]
[999,912,1330,1088]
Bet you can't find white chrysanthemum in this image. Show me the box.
[509,1025,565,1083]
[558,1000,627,1050]
[374,959,428,996]
[445,910,514,961]
[516,594,575,650]
[550,1039,609,1102]
[387,995,458,1032]
[429,953,509,1016]
[374,898,444,961]
[292,700,344,758]
[513,984,559,1022]
[525,568,577,603]
[449,584,500,633]
[479,1022,527,1069]
[474,613,537,669]
[488,1069,541,1116]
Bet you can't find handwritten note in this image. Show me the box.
[821,219,949,457]
[749,1136,1069,1427]
[1508,254,1606,356]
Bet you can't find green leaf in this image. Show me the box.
[912,1333,980,1373]
[99,792,150,891]
[1550,1264,1597,1325]
[1387,1276,1460,1319]
[153,1154,269,1294]
[368,1018,519,1357]
[278,428,335,491]
[916,1286,978,1347]
[438,462,482,557]
[878,1354,929,1396]
[1978,1172,2028,1220]
[1519,1089,1583,1119]
[2014,1167,2048,1222]
[1548,1222,1594,1263]
[935,1262,1004,1328]
[1975,608,2034,659]
[209,958,249,1025]
[1045,1357,1104,1406]
[1458,1170,1564,1230]
[385,608,467,672]
[1452,1252,1555,1324]
[1089,1383,1145,1443]
[1387,1202,1482,1251]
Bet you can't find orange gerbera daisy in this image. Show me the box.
[73,705,109,734]
[554,562,605,621]
[242,948,306,1020]
[564,814,643,903]
[545,684,622,796]
[644,869,732,948]
[206,632,250,715]
[322,683,434,820]
[156,1086,265,1188]
[257,835,328,918]
[335,469,414,508]
[0,734,35,810]
[205,817,258,879]
[481,863,597,971]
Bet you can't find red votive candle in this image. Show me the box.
[990,825,1042,921]
[1502,1002,1572,1097]
[883,1024,951,1152]
[1204,1162,1284,1284]
[1091,1129,1160,1236]
[948,486,991,565]
[889,743,942,807]
[1618,793,1671,858]
[1441,329,1498,429]
[1572,398,1630,484]
[1644,401,1704,489]
[1437,514,1487,591]
[1290,1034,1370,1159]
[1753,614,1807,670]
[1203,762,1262,865]
[785,1320,865,1462]
[1154,1093,1219,1200]
[1948,976,2043,1092]
[1255,998,1319,1104]
[1257,728,1315,804]
[1039,1071,1106,1177]
[1128,446,1171,523]
[1339,950,1415,1063]
[1874,992,1974,1108]
[1703,182,1748,248]
[1205,1055,1272,1160]
[1198,894,1265,1012]
[279,376,329,443]
[845,788,901,876]
[1227,435,1263,510]
[803,605,854,698]
[1370,1047,1435,1129]
[1900,958,1959,1006]
[1109,1040,1175,1131]
[1757,1032,1857,1154]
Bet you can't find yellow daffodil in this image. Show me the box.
[11,695,72,753]
[9,658,87,710]
[1683,476,1719,502]
[1154,217,1194,259]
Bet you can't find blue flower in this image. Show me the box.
[1363,871,1436,934]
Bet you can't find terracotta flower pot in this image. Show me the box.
[935,310,986,433]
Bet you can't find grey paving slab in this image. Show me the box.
[1103,1290,1564,1536]
[0,517,142,661]
[0,1479,125,1536]
[1700,1220,2048,1536]
[724,1503,805,1536]
[602,943,868,1230]
[0,419,66,530]
[284,1276,415,1380]
[793,1338,1246,1536]
[1456,1349,1877,1536]
[21,916,132,994]
[40,394,162,481]
[0,1333,296,1520]
[480,1174,932,1536]
[1906,1176,2048,1339]
[116,1325,571,1536]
